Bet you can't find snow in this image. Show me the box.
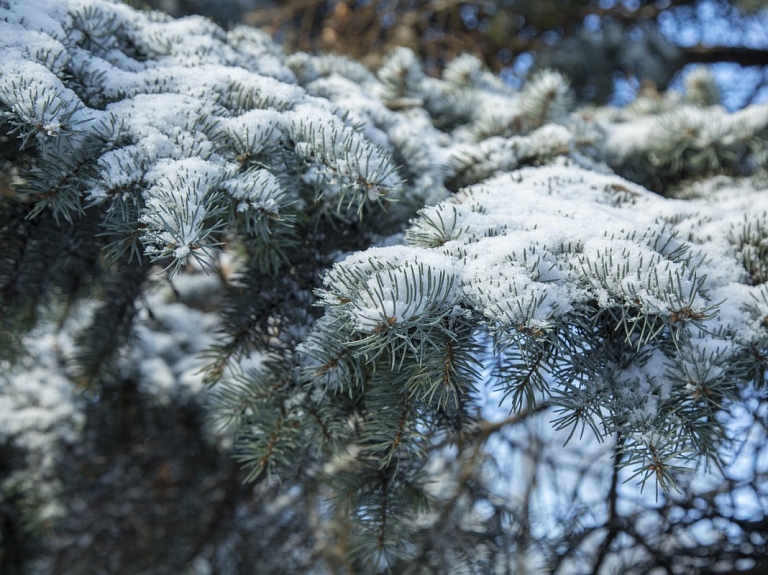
[0,56,104,143]
[320,245,462,332]
[0,0,70,40]
[219,109,284,154]
[0,22,69,74]
[409,160,682,328]
[0,325,87,527]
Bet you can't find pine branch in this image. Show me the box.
[73,258,147,388]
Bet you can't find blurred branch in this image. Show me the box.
[682,45,768,67]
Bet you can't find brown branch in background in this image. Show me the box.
[682,45,768,68]
[244,0,503,74]
[590,437,623,575]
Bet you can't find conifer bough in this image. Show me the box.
[1,0,768,570]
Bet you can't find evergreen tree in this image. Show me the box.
[0,1,767,573]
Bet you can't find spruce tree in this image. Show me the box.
[1,1,767,573]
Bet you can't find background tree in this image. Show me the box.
[134,0,768,107]
[1,1,767,574]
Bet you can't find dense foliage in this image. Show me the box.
[1,1,767,573]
